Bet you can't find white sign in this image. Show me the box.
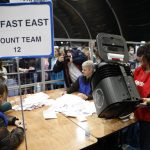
[0,2,54,58]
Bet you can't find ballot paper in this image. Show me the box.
[77,115,87,122]
[12,92,55,111]
[43,107,57,119]
[43,94,96,120]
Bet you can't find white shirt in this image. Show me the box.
[0,67,7,80]
[68,63,82,83]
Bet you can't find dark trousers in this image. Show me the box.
[120,123,140,149]
[140,121,150,150]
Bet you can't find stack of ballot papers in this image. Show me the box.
[43,94,96,120]
[12,92,55,111]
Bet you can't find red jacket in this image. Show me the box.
[134,66,150,98]
[134,66,150,122]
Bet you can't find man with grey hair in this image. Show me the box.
[65,60,94,100]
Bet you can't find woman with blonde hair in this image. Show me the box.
[64,60,94,100]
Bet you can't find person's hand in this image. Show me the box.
[58,56,64,62]
[15,120,23,126]
[61,91,67,96]
[15,120,26,129]
[142,98,150,102]
[19,67,29,73]
[23,68,29,73]
[28,66,35,70]
[77,93,88,100]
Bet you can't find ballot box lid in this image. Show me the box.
[96,33,129,63]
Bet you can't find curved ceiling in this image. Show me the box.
[53,0,150,42]
[1,0,150,41]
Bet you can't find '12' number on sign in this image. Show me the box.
[14,47,21,52]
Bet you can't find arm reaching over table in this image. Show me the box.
[0,76,25,149]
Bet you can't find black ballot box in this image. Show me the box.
[91,33,140,119]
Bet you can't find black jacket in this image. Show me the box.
[53,50,87,87]
[0,115,24,150]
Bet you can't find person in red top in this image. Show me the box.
[134,44,150,121]
[134,44,150,98]
[134,65,150,98]
[134,43,150,150]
